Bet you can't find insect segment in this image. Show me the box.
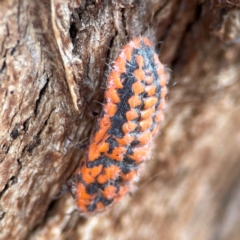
[73,37,167,215]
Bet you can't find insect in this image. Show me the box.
[72,37,167,215]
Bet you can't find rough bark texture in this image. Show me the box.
[1,0,240,239]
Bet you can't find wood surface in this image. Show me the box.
[0,0,240,239]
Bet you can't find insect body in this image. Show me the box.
[73,37,167,215]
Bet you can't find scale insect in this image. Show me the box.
[72,37,167,215]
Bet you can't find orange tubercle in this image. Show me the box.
[102,185,117,199]
[105,87,121,103]
[143,96,158,109]
[133,68,145,82]
[126,109,139,121]
[139,118,153,131]
[122,121,138,134]
[105,146,126,161]
[97,165,121,184]
[128,95,142,108]
[132,81,145,95]
[140,107,155,120]
[80,164,103,184]
[145,85,157,96]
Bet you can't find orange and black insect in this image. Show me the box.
[72,37,167,215]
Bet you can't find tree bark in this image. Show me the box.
[0,0,240,239]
